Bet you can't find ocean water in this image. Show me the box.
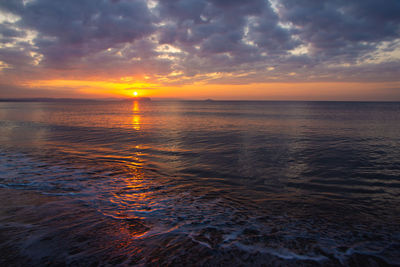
[0,100,399,266]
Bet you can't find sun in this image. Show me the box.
[133,91,138,97]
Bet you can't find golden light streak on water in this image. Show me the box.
[132,101,141,131]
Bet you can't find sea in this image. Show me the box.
[0,100,399,266]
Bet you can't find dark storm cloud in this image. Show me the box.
[0,22,26,38]
[154,0,297,79]
[0,0,399,83]
[278,0,400,60]
[1,0,154,67]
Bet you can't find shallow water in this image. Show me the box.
[0,100,399,266]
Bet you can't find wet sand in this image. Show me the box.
[0,188,395,266]
[0,188,149,266]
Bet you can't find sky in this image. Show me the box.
[0,0,400,100]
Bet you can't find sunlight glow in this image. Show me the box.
[26,79,159,97]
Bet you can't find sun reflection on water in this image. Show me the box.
[104,144,155,240]
[132,101,141,131]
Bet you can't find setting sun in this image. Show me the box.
[133,91,138,97]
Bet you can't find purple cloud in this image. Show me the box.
[0,0,399,85]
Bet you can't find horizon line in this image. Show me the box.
[0,97,399,103]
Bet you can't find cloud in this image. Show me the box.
[278,0,400,59]
[0,83,84,98]
[1,0,155,67]
[0,0,399,90]
[124,87,157,90]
